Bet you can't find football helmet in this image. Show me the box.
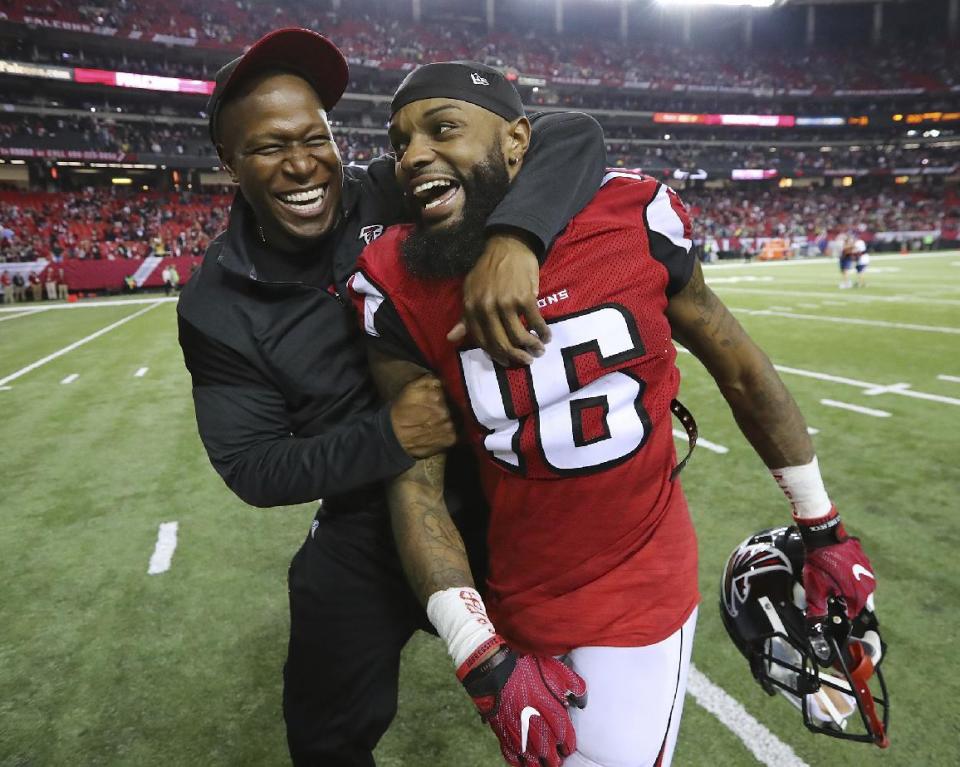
[720,526,889,748]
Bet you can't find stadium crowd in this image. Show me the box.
[605,142,959,173]
[1,185,954,266]
[0,115,389,162]
[1,111,953,174]
[687,185,957,241]
[4,0,959,93]
[0,190,229,261]
[0,116,209,156]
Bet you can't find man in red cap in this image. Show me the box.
[178,27,607,767]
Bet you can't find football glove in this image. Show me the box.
[796,506,876,622]
[457,636,587,767]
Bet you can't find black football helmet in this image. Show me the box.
[720,526,889,748]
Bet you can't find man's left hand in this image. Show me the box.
[448,232,551,367]
[797,507,877,622]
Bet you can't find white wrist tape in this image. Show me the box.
[770,456,832,520]
[426,587,497,668]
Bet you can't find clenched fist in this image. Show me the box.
[390,375,457,458]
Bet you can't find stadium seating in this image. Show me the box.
[0,190,230,263]
[5,0,959,94]
[0,0,955,287]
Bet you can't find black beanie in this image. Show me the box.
[390,61,524,121]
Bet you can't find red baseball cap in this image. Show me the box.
[207,27,349,143]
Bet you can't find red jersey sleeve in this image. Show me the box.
[590,172,696,297]
[349,232,430,369]
[644,183,696,296]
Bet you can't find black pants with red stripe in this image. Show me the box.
[282,487,488,766]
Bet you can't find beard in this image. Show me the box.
[401,145,511,280]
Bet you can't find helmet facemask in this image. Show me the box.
[720,527,890,749]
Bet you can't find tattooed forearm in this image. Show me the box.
[724,358,814,469]
[387,455,475,605]
[678,263,745,351]
[668,261,814,469]
[364,348,473,602]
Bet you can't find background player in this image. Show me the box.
[854,237,870,287]
[839,234,856,288]
[350,62,878,767]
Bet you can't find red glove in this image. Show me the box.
[457,636,587,767]
[796,506,876,621]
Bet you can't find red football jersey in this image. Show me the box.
[351,171,700,654]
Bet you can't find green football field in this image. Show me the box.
[2,251,958,767]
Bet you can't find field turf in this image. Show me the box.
[1,251,958,766]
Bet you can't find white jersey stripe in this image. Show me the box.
[349,272,384,338]
[601,170,647,187]
[647,185,692,253]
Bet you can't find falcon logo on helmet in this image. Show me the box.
[720,526,890,749]
[723,540,793,618]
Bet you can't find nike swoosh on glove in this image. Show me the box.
[458,637,588,767]
[797,506,876,621]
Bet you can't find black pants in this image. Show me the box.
[282,498,488,767]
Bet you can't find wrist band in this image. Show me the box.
[427,587,497,668]
[770,456,832,520]
[796,505,848,548]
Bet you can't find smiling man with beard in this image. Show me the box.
[351,61,878,767]
[176,29,609,767]
[400,144,511,280]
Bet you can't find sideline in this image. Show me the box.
[0,303,162,387]
[0,297,175,314]
[0,308,50,321]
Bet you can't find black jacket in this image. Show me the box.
[178,112,605,509]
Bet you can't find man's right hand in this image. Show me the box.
[390,374,456,458]
[458,638,587,767]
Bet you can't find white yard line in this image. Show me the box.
[716,287,960,306]
[820,399,891,417]
[862,383,912,396]
[750,362,874,389]
[677,348,960,408]
[938,374,960,383]
[0,307,50,321]
[60,373,79,385]
[702,251,959,270]
[134,367,149,378]
[0,297,175,313]
[147,522,179,575]
[730,307,960,335]
[673,429,728,454]
[687,665,810,767]
[776,365,960,407]
[0,303,161,387]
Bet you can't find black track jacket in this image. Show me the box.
[177,112,605,509]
